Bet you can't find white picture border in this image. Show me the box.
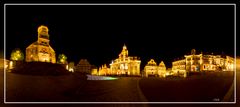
[3,3,237,104]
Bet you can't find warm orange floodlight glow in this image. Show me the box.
[99,45,141,76]
[26,25,56,63]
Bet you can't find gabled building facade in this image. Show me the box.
[144,59,167,77]
[26,25,56,63]
[99,45,141,76]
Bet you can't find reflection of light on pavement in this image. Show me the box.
[102,76,118,80]
[87,75,118,80]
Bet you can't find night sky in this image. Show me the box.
[5,4,235,69]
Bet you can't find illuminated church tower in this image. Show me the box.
[26,25,56,63]
[119,44,128,61]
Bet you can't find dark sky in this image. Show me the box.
[5,4,235,69]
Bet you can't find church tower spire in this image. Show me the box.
[123,43,127,49]
[119,44,128,59]
[37,25,50,46]
[122,44,128,57]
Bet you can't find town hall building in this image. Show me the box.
[99,44,141,76]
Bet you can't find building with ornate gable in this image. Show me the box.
[99,44,141,76]
[144,59,167,77]
[26,25,56,63]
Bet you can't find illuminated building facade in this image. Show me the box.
[91,65,98,75]
[144,59,166,77]
[172,59,186,71]
[99,45,141,76]
[98,64,110,75]
[144,59,158,77]
[158,61,167,77]
[67,62,75,72]
[26,25,56,63]
[172,49,234,73]
[0,58,9,70]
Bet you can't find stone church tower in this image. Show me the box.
[26,25,56,63]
